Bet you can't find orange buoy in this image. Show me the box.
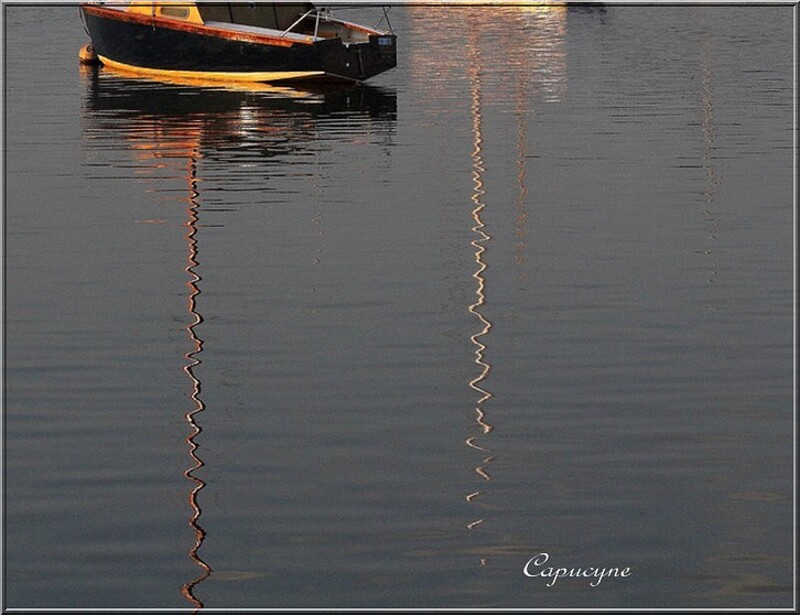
[78,43,100,65]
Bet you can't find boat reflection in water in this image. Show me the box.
[81,65,397,147]
[80,68,396,608]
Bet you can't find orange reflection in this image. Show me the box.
[81,69,397,605]
[407,4,567,107]
[179,153,212,609]
[96,61,319,96]
[103,103,213,609]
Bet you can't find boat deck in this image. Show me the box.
[203,20,314,43]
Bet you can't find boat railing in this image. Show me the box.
[280,7,327,40]
[319,5,394,33]
[279,6,394,39]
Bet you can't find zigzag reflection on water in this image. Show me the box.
[180,154,211,609]
[457,4,570,549]
[464,28,495,535]
[80,68,397,607]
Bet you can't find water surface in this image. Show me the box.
[3,4,795,610]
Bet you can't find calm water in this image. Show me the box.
[3,4,795,610]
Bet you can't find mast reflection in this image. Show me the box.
[180,154,212,609]
[464,27,495,535]
[454,4,571,557]
[80,68,396,607]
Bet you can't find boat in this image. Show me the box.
[78,2,397,85]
